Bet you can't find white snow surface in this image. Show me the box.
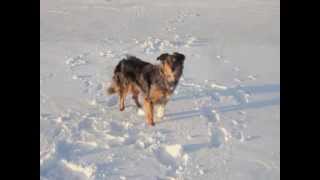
[40,0,280,179]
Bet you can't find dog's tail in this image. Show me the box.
[106,75,121,95]
[106,61,123,95]
[107,84,117,95]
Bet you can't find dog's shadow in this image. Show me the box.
[162,83,279,153]
[104,83,280,122]
[165,83,280,121]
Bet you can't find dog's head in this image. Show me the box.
[157,52,185,84]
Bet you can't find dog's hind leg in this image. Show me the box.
[133,96,141,108]
[119,85,129,111]
[134,92,145,116]
[131,86,142,108]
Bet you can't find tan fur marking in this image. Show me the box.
[163,62,175,82]
[143,98,154,126]
[119,85,129,111]
[130,84,141,108]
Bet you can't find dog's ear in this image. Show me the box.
[157,53,169,62]
[173,52,185,62]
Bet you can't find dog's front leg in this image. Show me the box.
[143,98,155,126]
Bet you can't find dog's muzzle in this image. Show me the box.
[168,80,178,90]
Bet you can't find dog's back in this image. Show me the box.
[107,56,151,94]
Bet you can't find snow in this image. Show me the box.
[41,0,280,179]
[61,159,97,179]
[164,144,184,159]
[210,83,228,90]
[137,108,145,116]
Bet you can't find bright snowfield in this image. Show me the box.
[40,0,280,179]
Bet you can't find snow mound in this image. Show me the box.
[61,159,96,179]
[164,144,184,159]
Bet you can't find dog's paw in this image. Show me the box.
[148,122,155,127]
[137,108,145,116]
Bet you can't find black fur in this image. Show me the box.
[157,53,169,61]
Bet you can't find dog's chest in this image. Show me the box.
[150,86,172,103]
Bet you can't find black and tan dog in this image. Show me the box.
[107,52,185,126]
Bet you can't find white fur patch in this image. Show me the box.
[156,105,165,118]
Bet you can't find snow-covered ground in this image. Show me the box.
[40,0,280,179]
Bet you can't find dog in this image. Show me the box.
[107,52,185,126]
